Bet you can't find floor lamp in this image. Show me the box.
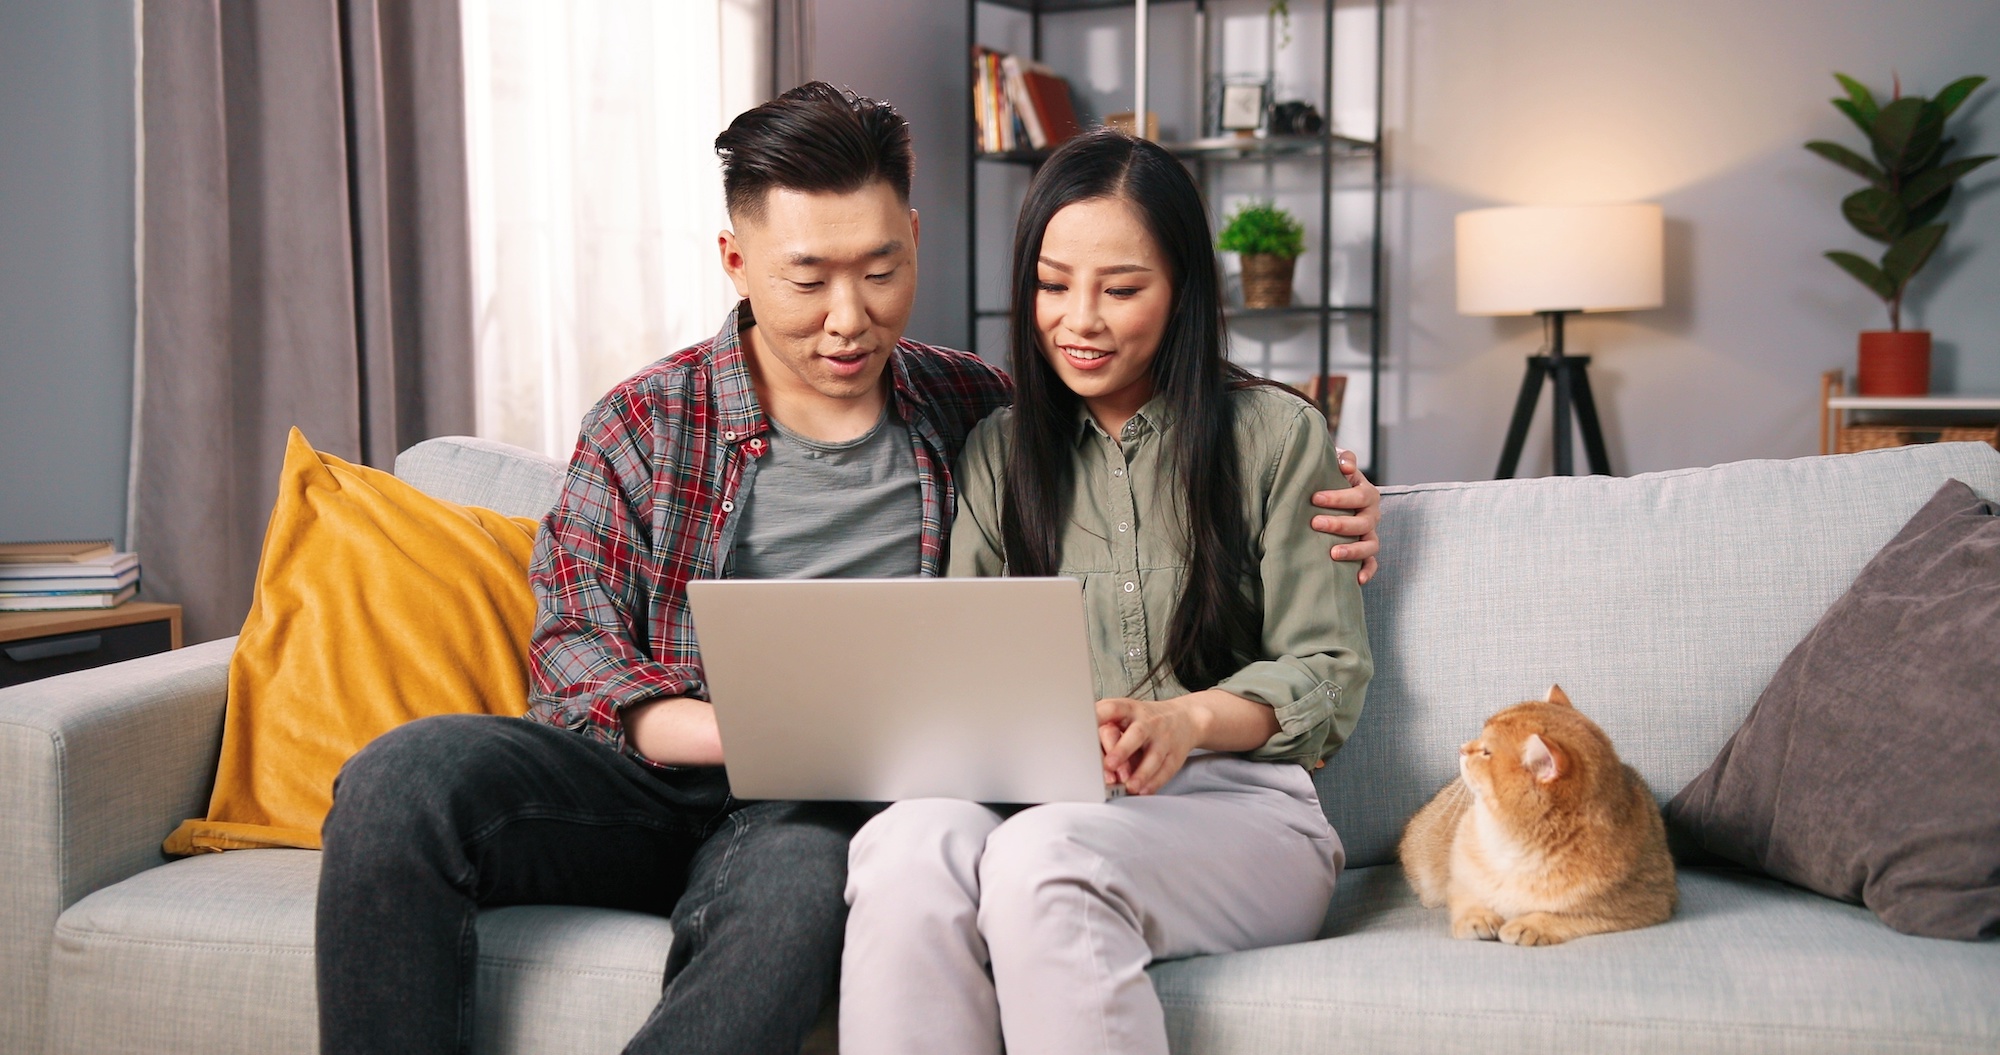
[1456,204,1664,478]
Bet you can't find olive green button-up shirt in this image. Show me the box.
[947,384,1373,767]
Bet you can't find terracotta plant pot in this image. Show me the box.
[1856,330,1932,396]
[1240,254,1297,309]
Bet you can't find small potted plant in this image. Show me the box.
[1807,73,1992,395]
[1218,200,1306,309]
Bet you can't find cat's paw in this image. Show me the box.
[1450,907,1504,941]
[1499,913,1568,946]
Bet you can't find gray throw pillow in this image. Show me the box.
[1665,478,2000,941]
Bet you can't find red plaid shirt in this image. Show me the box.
[526,304,1013,757]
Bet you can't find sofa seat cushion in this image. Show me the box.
[48,849,676,1055]
[1150,865,2000,1055]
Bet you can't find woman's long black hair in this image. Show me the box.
[1000,128,1265,694]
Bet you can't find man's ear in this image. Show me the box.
[718,228,752,299]
[908,207,921,252]
[1521,734,1563,784]
[1545,684,1573,708]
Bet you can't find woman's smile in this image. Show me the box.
[1060,343,1115,369]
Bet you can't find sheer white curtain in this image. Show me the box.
[462,0,770,458]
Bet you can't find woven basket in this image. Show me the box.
[1240,254,1297,309]
[1837,424,2000,454]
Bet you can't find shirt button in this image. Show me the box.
[1127,647,1141,658]
[1117,522,1129,532]
[1112,467,1126,478]
[721,500,735,513]
[1123,581,1136,593]
[724,430,737,441]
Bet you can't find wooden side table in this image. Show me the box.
[0,601,184,689]
[1819,370,2000,455]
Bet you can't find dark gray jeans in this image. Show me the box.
[315,714,863,1054]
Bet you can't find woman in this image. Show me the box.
[840,129,1372,1055]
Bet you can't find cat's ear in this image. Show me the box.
[1545,684,1574,708]
[1521,733,1564,784]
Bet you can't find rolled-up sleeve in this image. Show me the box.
[1214,404,1373,765]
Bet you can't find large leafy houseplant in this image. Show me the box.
[1807,73,1992,332]
[1219,200,1307,309]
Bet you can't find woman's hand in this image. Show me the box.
[1098,689,1284,795]
[1097,696,1208,795]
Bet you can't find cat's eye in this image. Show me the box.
[1479,748,1491,757]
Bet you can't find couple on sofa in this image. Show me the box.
[315,83,1381,1055]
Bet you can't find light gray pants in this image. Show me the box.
[840,754,1342,1055]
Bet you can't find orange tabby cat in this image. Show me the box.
[1399,685,1676,945]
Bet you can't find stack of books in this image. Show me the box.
[0,540,142,611]
[973,47,1083,154]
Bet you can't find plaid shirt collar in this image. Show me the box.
[707,300,958,453]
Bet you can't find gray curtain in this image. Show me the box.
[132,0,474,644]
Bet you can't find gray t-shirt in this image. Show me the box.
[729,408,924,579]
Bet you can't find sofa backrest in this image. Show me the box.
[397,435,2000,870]
[396,435,565,520]
[1321,442,2000,868]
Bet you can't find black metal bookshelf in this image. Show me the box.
[965,0,1387,478]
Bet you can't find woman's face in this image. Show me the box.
[1034,196,1172,429]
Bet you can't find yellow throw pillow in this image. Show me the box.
[164,428,541,854]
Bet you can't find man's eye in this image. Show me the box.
[867,270,896,282]
[790,280,823,291]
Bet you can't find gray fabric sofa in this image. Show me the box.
[5,435,1997,1055]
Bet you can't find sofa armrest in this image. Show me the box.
[0,637,233,1055]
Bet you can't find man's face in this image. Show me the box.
[720,181,919,403]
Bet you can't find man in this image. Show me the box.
[316,82,1382,1054]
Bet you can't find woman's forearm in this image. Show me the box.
[1184,688,1281,752]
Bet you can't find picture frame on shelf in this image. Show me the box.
[1219,81,1267,132]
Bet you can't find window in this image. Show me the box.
[461,0,769,457]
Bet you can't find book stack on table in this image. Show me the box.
[0,540,142,611]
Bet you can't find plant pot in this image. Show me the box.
[1856,330,1932,396]
[1240,254,1297,309]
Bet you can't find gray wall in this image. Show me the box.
[1381,0,2000,483]
[0,0,136,546]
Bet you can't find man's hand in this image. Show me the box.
[623,697,725,766]
[1310,447,1381,584]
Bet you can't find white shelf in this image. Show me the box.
[1827,395,2000,411]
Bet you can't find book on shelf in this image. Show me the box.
[973,47,1081,154]
[0,544,143,610]
[0,551,140,581]
[0,539,116,564]
[0,584,139,612]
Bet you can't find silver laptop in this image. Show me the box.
[685,577,1108,804]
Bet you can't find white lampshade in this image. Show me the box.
[1455,204,1664,316]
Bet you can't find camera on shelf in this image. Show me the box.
[1268,100,1324,136]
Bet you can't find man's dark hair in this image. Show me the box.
[713,81,914,222]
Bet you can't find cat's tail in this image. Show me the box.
[1399,777,1469,908]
